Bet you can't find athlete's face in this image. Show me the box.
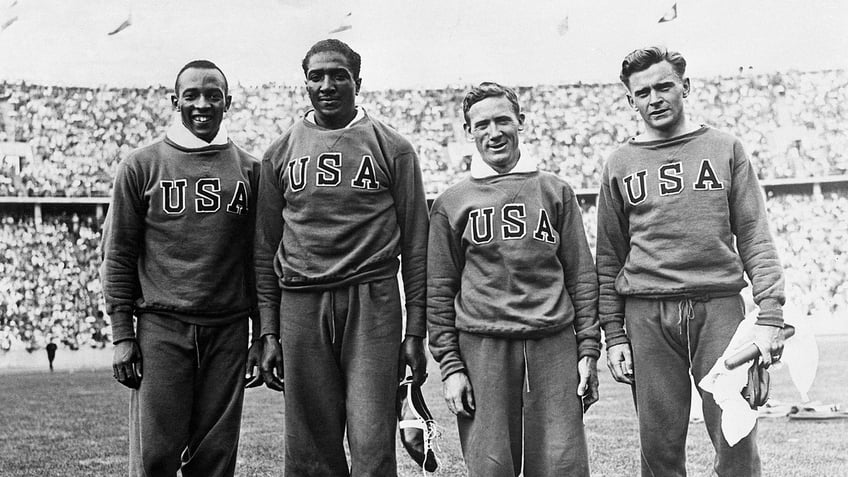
[626,60,690,139]
[464,96,525,173]
[171,67,231,142]
[304,51,361,130]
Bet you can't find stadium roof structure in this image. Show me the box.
[0,0,846,89]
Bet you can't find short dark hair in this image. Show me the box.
[174,60,229,95]
[301,39,361,80]
[619,46,686,88]
[462,82,521,124]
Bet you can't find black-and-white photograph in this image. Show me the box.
[1,0,846,475]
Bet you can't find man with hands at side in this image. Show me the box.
[428,82,600,477]
[254,39,429,476]
[101,60,262,477]
[597,47,785,477]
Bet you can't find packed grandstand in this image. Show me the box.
[1,69,846,351]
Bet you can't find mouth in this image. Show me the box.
[487,141,508,153]
[649,109,669,118]
[192,115,212,124]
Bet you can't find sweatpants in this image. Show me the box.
[280,276,403,477]
[626,294,761,477]
[457,327,590,477]
[129,313,248,477]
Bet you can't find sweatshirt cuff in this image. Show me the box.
[756,298,784,327]
[259,306,280,338]
[110,311,135,344]
[437,350,466,381]
[404,304,426,338]
[578,341,602,361]
[602,325,630,348]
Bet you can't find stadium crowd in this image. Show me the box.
[1,69,847,196]
[0,213,107,352]
[1,69,847,351]
[766,191,848,318]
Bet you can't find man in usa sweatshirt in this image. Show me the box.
[596,47,786,477]
[428,82,600,477]
[100,60,261,477]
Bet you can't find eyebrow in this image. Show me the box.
[306,67,354,79]
[634,80,675,94]
[472,115,512,127]
[181,86,224,95]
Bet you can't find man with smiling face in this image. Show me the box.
[427,82,600,477]
[100,60,261,477]
[596,47,785,476]
[254,39,429,476]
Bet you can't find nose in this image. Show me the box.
[648,89,662,105]
[319,75,334,91]
[196,94,211,109]
[486,122,501,138]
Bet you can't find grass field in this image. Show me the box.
[1,336,846,476]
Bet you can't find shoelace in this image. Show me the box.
[421,420,443,475]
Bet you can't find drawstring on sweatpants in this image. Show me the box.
[327,292,337,344]
[678,298,695,364]
[523,340,531,393]
[193,325,201,369]
[678,299,695,336]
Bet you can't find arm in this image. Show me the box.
[391,149,430,384]
[557,190,601,406]
[596,169,635,384]
[596,172,631,348]
[100,159,145,388]
[245,159,263,384]
[254,153,285,340]
[558,191,600,361]
[728,140,786,359]
[729,140,785,327]
[426,206,466,382]
[254,152,286,392]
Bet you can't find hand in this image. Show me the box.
[112,339,142,389]
[577,356,599,411]
[752,323,785,367]
[259,334,284,392]
[398,336,428,385]
[443,372,475,418]
[244,339,264,388]
[606,343,634,385]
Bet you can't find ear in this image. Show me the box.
[463,123,474,142]
[171,94,180,111]
[355,77,362,95]
[517,112,526,131]
[682,77,691,98]
[625,93,636,110]
[225,95,233,112]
